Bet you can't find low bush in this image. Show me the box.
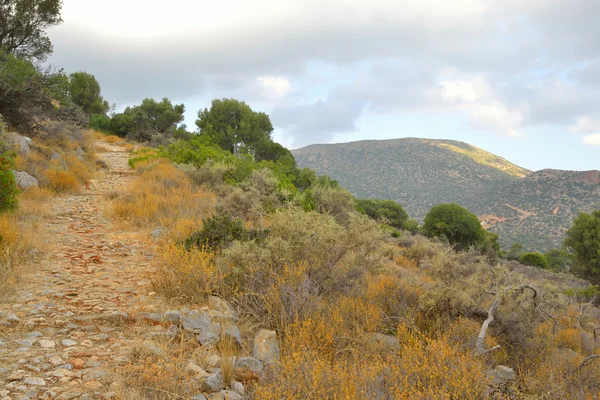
[184,214,267,252]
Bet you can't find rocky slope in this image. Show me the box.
[293,138,600,251]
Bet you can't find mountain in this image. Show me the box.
[292,138,600,251]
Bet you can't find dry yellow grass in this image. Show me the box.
[109,160,215,235]
[103,134,124,144]
[46,169,80,193]
[17,187,54,218]
[0,213,38,297]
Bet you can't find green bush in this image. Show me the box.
[356,198,409,230]
[0,150,18,213]
[564,210,600,284]
[422,203,484,251]
[184,214,267,252]
[519,252,549,269]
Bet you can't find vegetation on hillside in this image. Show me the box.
[2,4,600,397]
[293,139,600,252]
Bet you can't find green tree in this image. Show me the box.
[196,98,273,155]
[544,248,572,272]
[356,198,409,230]
[519,252,549,269]
[478,230,500,264]
[422,203,484,251]
[505,242,523,261]
[115,98,184,141]
[564,210,600,283]
[0,0,63,60]
[68,72,109,115]
[0,51,52,130]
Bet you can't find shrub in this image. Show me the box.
[46,169,79,193]
[184,214,267,252]
[356,198,409,230]
[0,151,18,212]
[564,210,600,283]
[520,252,549,269]
[422,203,484,251]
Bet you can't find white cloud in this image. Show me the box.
[582,133,600,145]
[439,76,525,137]
[569,116,600,133]
[257,76,292,97]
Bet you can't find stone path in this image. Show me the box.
[0,143,171,400]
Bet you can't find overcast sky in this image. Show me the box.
[47,0,599,171]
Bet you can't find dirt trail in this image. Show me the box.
[0,143,169,399]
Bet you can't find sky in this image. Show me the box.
[46,0,600,172]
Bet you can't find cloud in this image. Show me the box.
[257,76,292,97]
[582,134,600,146]
[569,117,600,134]
[47,0,600,146]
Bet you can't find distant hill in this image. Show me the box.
[292,138,600,251]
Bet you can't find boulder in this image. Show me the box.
[12,171,39,190]
[197,322,221,348]
[252,329,280,365]
[487,365,516,386]
[182,310,212,333]
[208,296,238,321]
[202,369,223,392]
[234,357,264,381]
[6,133,31,156]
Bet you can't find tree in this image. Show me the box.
[422,203,484,251]
[196,98,273,155]
[519,252,549,269]
[544,248,572,272]
[0,50,52,130]
[0,0,63,60]
[356,198,409,230]
[505,242,523,261]
[68,72,109,115]
[564,210,600,283]
[115,98,185,141]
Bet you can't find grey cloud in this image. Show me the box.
[47,0,600,143]
[271,89,365,147]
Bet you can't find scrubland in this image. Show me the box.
[107,144,600,399]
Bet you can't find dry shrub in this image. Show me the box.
[46,169,80,193]
[17,187,53,218]
[103,134,123,143]
[123,143,136,153]
[109,160,215,233]
[365,273,422,330]
[256,321,487,399]
[117,337,201,399]
[152,244,223,302]
[0,214,35,297]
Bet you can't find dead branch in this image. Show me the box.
[577,355,600,372]
[476,291,502,356]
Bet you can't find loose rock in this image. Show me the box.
[253,329,280,365]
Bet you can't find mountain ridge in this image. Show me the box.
[292,137,600,251]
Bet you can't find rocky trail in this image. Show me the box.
[0,144,180,399]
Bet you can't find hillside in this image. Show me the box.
[293,138,600,251]
[481,170,600,250]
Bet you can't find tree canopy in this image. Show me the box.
[520,252,549,269]
[68,72,109,115]
[422,203,484,251]
[0,51,52,130]
[196,98,274,155]
[356,198,409,230]
[0,0,63,60]
[564,210,600,283]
